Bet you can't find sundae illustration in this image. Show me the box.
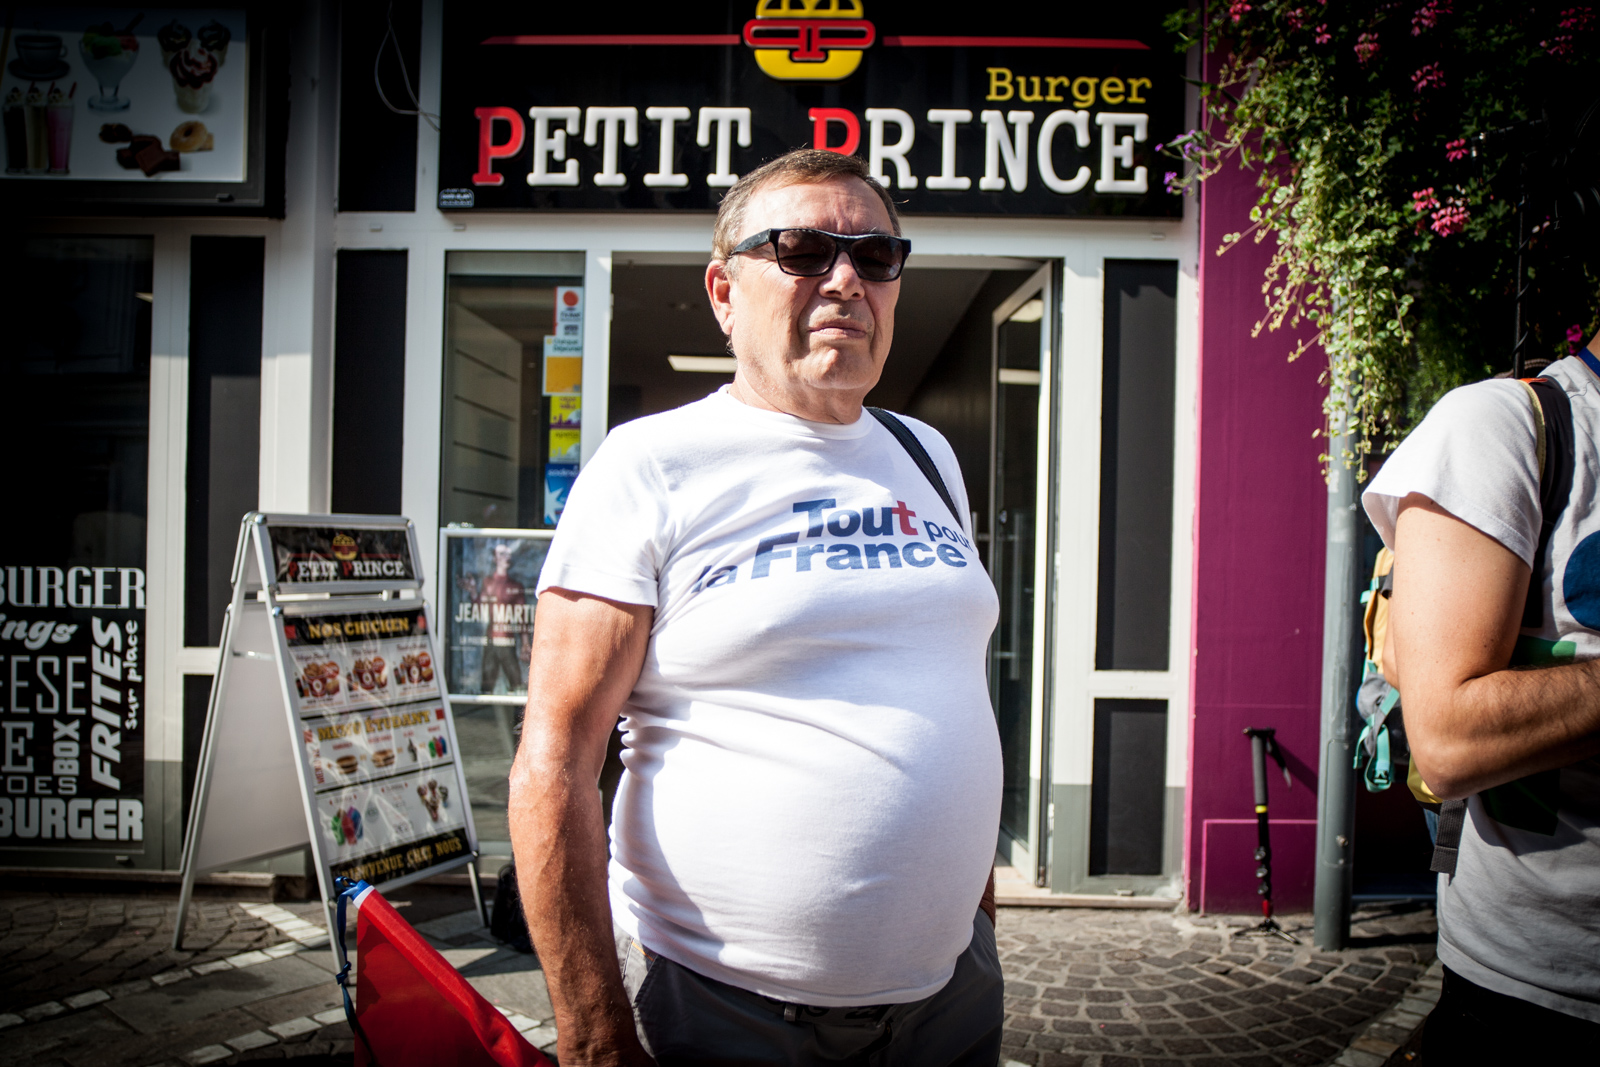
[199,21,233,65]
[80,19,141,112]
[169,44,220,114]
[157,20,190,66]
[417,780,449,822]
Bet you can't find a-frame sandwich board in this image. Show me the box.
[174,513,485,949]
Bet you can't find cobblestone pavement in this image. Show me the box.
[0,889,1435,1067]
[995,901,1437,1067]
[0,895,304,1010]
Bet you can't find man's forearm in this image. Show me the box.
[1411,659,1600,798]
[508,756,646,1066]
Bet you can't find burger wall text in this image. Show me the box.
[473,105,1151,195]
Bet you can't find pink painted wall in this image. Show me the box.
[1186,154,1330,913]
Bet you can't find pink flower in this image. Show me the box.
[1412,62,1445,91]
[1355,31,1380,63]
[1412,0,1452,35]
[1445,138,1469,161]
[1315,23,1332,43]
[1431,199,1469,236]
[1568,323,1587,354]
[1287,7,1306,30]
[1560,6,1595,30]
[1412,188,1440,213]
[1229,0,1251,23]
[1544,33,1575,55]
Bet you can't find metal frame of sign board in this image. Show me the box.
[174,513,486,952]
[438,527,554,707]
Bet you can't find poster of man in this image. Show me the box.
[441,531,551,701]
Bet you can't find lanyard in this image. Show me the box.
[1576,347,1600,382]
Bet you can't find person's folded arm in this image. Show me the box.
[509,588,656,1067]
[1392,493,1600,798]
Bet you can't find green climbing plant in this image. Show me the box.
[1166,0,1600,467]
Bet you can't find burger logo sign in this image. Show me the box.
[743,0,875,81]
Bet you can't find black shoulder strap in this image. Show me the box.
[1430,799,1467,875]
[867,407,965,533]
[1523,378,1575,629]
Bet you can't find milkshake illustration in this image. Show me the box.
[2,88,24,173]
[198,21,232,67]
[81,22,140,112]
[23,83,47,172]
[169,45,220,114]
[157,20,191,67]
[45,84,73,173]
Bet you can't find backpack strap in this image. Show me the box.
[1429,374,1575,876]
[867,407,966,534]
[1430,799,1468,874]
[1519,377,1575,629]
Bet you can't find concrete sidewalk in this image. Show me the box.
[1,887,1435,1067]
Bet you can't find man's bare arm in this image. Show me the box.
[508,589,654,1067]
[1392,494,1600,798]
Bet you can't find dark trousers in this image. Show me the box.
[618,912,1003,1067]
[1421,965,1600,1063]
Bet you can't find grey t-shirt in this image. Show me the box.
[1364,355,1600,1023]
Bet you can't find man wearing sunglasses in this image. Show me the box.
[510,149,1004,1065]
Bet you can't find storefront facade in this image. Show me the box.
[3,1,1352,910]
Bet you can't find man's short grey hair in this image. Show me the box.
[711,150,902,264]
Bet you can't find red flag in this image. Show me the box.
[351,884,552,1066]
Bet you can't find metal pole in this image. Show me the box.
[1313,405,1361,950]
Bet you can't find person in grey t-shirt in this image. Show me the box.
[1363,348,1600,1063]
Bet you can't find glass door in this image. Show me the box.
[989,265,1055,882]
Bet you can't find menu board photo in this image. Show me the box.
[441,530,551,703]
[279,604,473,886]
[2,8,248,182]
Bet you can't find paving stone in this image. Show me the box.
[64,988,111,1008]
[224,1029,278,1051]
[267,1016,322,1039]
[185,1045,232,1064]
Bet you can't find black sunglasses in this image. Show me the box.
[730,228,912,282]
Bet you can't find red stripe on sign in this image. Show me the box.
[882,36,1150,50]
[482,34,742,45]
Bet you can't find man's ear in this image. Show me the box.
[706,259,735,337]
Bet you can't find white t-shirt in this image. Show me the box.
[1363,355,1600,1022]
[537,388,1003,1007]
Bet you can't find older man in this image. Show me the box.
[508,150,1004,1065]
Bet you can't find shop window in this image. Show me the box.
[1095,260,1178,671]
[1089,698,1168,875]
[441,252,586,529]
[0,235,152,571]
[332,250,407,514]
[338,0,421,212]
[185,236,264,648]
